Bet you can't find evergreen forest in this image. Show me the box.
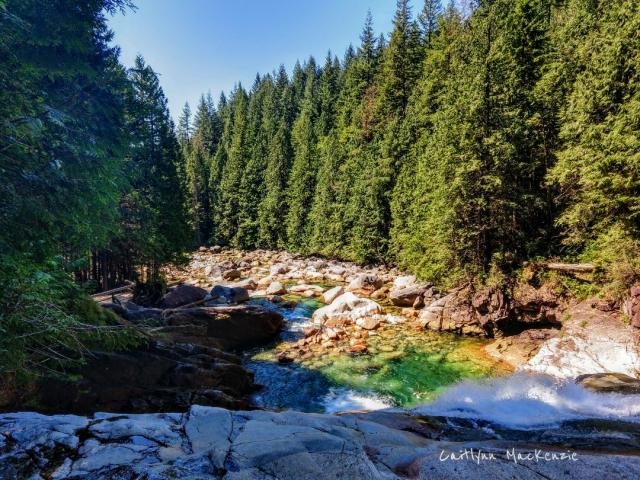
[1,0,639,380]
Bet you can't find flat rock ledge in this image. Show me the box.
[2,406,640,479]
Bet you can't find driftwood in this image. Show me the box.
[91,280,135,298]
[543,263,596,273]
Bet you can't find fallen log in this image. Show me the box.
[91,281,135,298]
[543,262,596,273]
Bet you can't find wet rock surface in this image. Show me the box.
[576,372,640,394]
[23,341,255,414]
[1,406,639,480]
[161,305,283,350]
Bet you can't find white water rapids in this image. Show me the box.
[413,372,640,429]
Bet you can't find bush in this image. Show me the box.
[0,254,141,382]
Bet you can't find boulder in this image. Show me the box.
[158,284,207,309]
[269,263,289,276]
[222,269,241,281]
[623,285,640,328]
[389,284,428,307]
[162,305,283,350]
[576,372,640,394]
[3,407,640,480]
[266,281,286,295]
[419,290,485,336]
[288,284,325,294]
[347,274,383,295]
[205,285,249,305]
[371,286,389,300]
[21,341,254,414]
[322,286,345,304]
[234,278,257,290]
[312,292,383,325]
[393,275,416,289]
[357,316,382,330]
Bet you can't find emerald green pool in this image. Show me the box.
[246,297,511,413]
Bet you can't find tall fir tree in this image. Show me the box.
[285,58,319,251]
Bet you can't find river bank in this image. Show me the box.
[2,247,640,478]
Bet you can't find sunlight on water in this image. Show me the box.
[246,296,511,413]
[414,372,640,429]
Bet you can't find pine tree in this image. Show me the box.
[120,56,190,277]
[236,75,273,247]
[285,59,319,251]
[209,92,233,244]
[217,85,249,244]
[258,66,293,248]
[177,102,193,146]
[548,0,640,283]
[419,0,442,49]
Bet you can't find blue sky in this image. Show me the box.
[108,0,401,122]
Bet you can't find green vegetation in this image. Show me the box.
[0,0,187,381]
[179,0,640,294]
[2,0,639,383]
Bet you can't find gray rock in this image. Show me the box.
[2,405,640,479]
[160,284,207,309]
[184,406,232,467]
[89,412,183,448]
[576,372,640,394]
[389,284,427,307]
[347,274,383,295]
[265,281,286,295]
[206,285,250,305]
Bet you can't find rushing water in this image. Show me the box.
[244,296,511,413]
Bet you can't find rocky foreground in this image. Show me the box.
[3,248,640,478]
[3,405,640,480]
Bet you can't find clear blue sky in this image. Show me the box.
[108,0,402,122]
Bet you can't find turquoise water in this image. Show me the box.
[246,296,511,413]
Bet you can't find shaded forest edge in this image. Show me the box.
[1,0,639,397]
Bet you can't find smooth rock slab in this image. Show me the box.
[2,405,640,480]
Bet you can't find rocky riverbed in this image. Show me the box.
[3,247,640,478]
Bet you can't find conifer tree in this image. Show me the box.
[258,66,293,248]
[119,56,190,276]
[285,59,319,251]
[548,0,640,278]
[177,102,193,146]
[217,86,249,244]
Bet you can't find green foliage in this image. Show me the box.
[0,1,183,381]
[178,0,640,296]
[0,254,140,380]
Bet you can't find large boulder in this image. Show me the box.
[347,274,383,295]
[205,285,250,305]
[269,263,289,276]
[419,289,485,336]
[389,284,428,307]
[322,286,345,304]
[312,292,383,326]
[103,301,164,325]
[222,269,241,281]
[4,406,640,480]
[576,372,640,394]
[158,284,207,309]
[162,305,283,350]
[234,278,257,291]
[288,284,325,294]
[13,341,254,415]
[393,275,416,289]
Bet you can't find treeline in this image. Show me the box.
[179,0,640,290]
[0,0,189,378]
